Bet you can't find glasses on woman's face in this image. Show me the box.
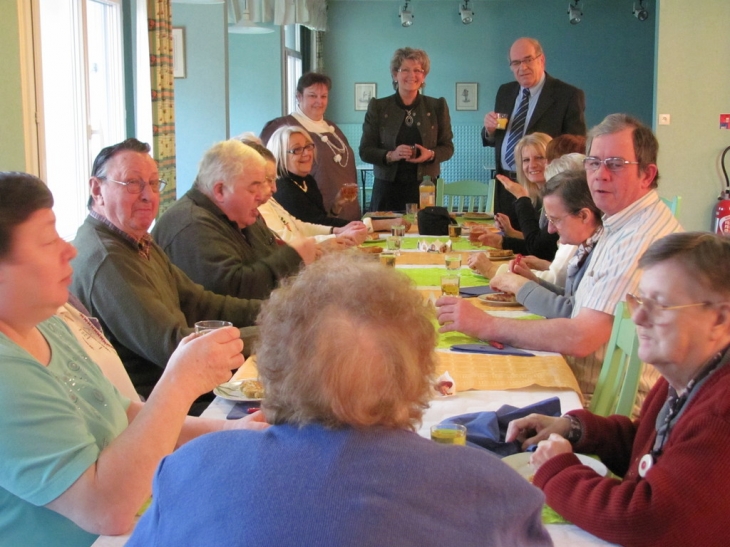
[103,177,167,194]
[397,68,425,75]
[286,143,315,156]
[626,293,709,318]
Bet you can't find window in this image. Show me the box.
[283,24,302,114]
[35,0,126,240]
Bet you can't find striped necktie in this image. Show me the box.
[504,88,531,170]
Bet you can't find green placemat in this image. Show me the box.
[542,504,570,524]
[400,267,488,288]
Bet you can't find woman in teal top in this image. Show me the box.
[0,172,266,547]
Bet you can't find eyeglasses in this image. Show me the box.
[286,143,315,156]
[397,68,425,75]
[626,293,709,317]
[509,54,542,68]
[103,177,167,194]
[545,214,570,226]
[583,157,640,172]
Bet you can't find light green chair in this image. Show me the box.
[436,178,494,213]
[660,195,682,218]
[590,301,643,417]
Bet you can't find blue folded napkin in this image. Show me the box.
[441,397,561,457]
[459,285,496,297]
[226,400,261,420]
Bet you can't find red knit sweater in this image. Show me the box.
[534,352,730,547]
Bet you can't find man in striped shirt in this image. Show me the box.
[437,114,681,402]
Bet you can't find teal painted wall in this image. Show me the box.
[0,0,27,171]
[324,0,656,127]
[228,29,283,138]
[172,3,229,195]
[655,0,730,232]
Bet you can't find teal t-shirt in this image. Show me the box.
[0,316,130,547]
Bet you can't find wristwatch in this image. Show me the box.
[564,414,583,445]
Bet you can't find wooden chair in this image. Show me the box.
[590,301,643,417]
[436,178,494,213]
[660,195,682,218]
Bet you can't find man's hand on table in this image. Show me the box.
[490,271,530,295]
[290,237,319,265]
[435,296,493,339]
[333,221,368,244]
[505,413,572,451]
[468,252,497,278]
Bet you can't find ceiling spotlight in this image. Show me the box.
[568,0,582,25]
[459,1,474,25]
[399,2,414,27]
[633,0,649,21]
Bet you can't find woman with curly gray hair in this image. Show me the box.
[129,253,552,547]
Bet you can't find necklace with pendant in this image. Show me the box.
[404,108,416,127]
[291,177,308,193]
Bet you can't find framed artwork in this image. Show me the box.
[455,82,478,111]
[172,27,186,79]
[355,83,376,111]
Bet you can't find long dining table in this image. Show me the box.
[92,222,617,547]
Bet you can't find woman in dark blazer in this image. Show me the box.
[359,47,454,211]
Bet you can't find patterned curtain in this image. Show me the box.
[147,0,177,214]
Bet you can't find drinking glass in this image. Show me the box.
[445,253,462,271]
[440,274,460,297]
[448,224,462,240]
[194,320,233,334]
[430,424,467,445]
[386,236,401,253]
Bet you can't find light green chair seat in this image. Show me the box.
[590,301,643,417]
[436,178,494,213]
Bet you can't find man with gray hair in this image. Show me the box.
[72,138,261,413]
[440,114,681,405]
[153,139,315,300]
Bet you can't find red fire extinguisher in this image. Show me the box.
[714,146,730,236]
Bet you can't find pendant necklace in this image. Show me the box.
[404,108,416,127]
[291,177,308,193]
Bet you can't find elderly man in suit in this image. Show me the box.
[483,37,586,229]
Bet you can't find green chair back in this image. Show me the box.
[590,301,643,417]
[436,178,494,213]
[660,195,682,218]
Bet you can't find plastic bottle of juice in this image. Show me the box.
[419,176,435,209]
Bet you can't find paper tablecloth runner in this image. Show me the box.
[400,267,487,287]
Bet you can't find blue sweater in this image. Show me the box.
[129,423,551,547]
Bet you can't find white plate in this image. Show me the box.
[502,452,608,481]
[478,293,521,307]
[213,379,262,402]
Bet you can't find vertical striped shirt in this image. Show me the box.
[567,190,683,403]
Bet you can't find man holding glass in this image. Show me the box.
[443,114,681,405]
[72,139,261,413]
[482,37,586,228]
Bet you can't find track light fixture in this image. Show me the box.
[567,0,582,25]
[633,0,649,21]
[399,2,414,27]
[459,1,474,25]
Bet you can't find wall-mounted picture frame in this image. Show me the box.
[455,82,478,111]
[172,27,186,79]
[355,83,376,111]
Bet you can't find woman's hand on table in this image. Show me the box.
[468,252,497,278]
[490,271,530,295]
[496,174,529,199]
[435,296,494,339]
[478,231,503,249]
[494,213,522,239]
[371,217,410,232]
[505,414,572,451]
[334,221,368,244]
[289,237,319,264]
[530,434,573,468]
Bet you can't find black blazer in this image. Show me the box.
[359,94,454,182]
[482,73,586,225]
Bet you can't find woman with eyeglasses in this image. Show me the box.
[488,167,602,319]
[359,47,454,212]
[476,132,559,261]
[266,125,354,229]
[260,73,361,222]
[505,232,730,547]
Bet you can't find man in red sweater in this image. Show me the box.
[506,232,730,547]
